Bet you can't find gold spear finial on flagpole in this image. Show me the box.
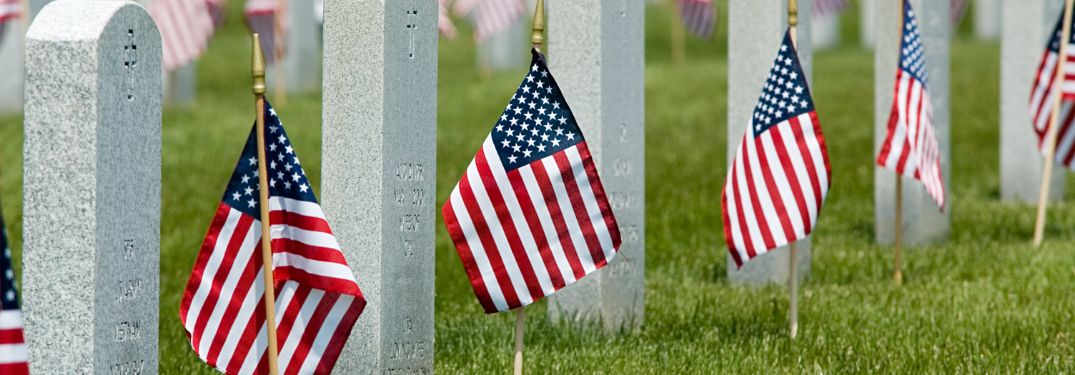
[251,33,280,375]
[532,0,545,49]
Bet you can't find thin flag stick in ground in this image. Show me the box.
[252,33,282,375]
[513,308,525,375]
[1034,0,1075,247]
[788,0,799,340]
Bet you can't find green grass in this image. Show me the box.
[1,1,1074,373]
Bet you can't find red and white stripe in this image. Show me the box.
[722,112,831,267]
[877,69,946,209]
[443,137,621,313]
[1030,19,1075,170]
[678,0,715,40]
[0,310,28,374]
[147,0,215,72]
[439,0,458,39]
[474,0,525,42]
[180,197,364,374]
[0,0,19,22]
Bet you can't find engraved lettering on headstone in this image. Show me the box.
[395,163,425,182]
[115,320,142,342]
[399,214,420,232]
[405,2,418,59]
[123,238,135,260]
[608,191,639,210]
[123,29,137,101]
[109,359,144,375]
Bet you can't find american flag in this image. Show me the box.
[440,0,458,40]
[0,210,28,375]
[180,102,365,374]
[205,0,226,28]
[876,1,945,209]
[246,0,286,65]
[0,0,19,44]
[677,0,715,40]
[146,0,215,72]
[443,49,621,313]
[950,0,970,26]
[1030,10,1075,169]
[813,0,849,18]
[722,31,831,267]
[473,0,526,42]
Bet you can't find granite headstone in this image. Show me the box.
[726,0,813,285]
[322,0,436,372]
[22,1,161,373]
[874,0,950,246]
[545,0,646,331]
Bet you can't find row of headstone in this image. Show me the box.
[18,0,645,372]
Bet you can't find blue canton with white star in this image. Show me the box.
[0,209,19,311]
[751,31,815,137]
[900,1,928,86]
[1046,8,1075,53]
[489,49,583,172]
[223,101,318,217]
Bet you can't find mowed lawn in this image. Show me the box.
[1,2,1074,373]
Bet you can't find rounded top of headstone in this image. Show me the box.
[27,0,156,42]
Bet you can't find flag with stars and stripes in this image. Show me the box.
[146,0,215,72]
[677,0,715,40]
[0,0,20,46]
[443,49,622,313]
[876,1,945,209]
[246,0,286,66]
[722,31,831,267]
[473,0,526,42]
[1030,8,1075,171]
[180,102,365,374]
[0,208,28,375]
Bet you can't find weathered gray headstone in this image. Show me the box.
[273,0,321,94]
[546,0,646,331]
[861,0,875,48]
[726,0,813,286]
[813,13,839,50]
[1001,0,1065,202]
[322,0,436,372]
[477,19,527,72]
[974,0,1000,40]
[165,63,196,106]
[874,0,950,245]
[22,1,161,373]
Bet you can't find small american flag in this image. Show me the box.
[440,0,458,40]
[180,102,365,374]
[950,0,970,26]
[474,0,526,42]
[813,0,849,18]
[443,49,621,313]
[677,0,715,40]
[246,0,286,65]
[1030,10,1075,169]
[147,0,215,72]
[0,0,19,45]
[876,1,945,209]
[722,31,831,267]
[0,210,28,375]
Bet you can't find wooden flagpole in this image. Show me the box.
[1034,0,1075,247]
[512,1,544,373]
[893,0,905,285]
[787,0,800,340]
[252,33,281,375]
[669,0,685,64]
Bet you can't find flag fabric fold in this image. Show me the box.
[876,2,945,210]
[246,0,287,66]
[443,49,622,313]
[722,31,831,268]
[180,102,365,374]
[1031,8,1075,170]
[0,0,19,45]
[147,0,215,72]
[473,0,526,42]
[677,0,715,40]
[0,208,28,375]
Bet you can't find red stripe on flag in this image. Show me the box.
[458,173,523,309]
[506,168,567,291]
[575,142,622,248]
[0,328,24,345]
[181,204,232,323]
[285,293,341,374]
[769,125,813,233]
[752,136,797,243]
[552,152,607,268]
[740,143,777,250]
[529,160,587,280]
[442,203,498,313]
[192,213,255,353]
[314,302,365,374]
[474,149,544,301]
[204,248,260,365]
